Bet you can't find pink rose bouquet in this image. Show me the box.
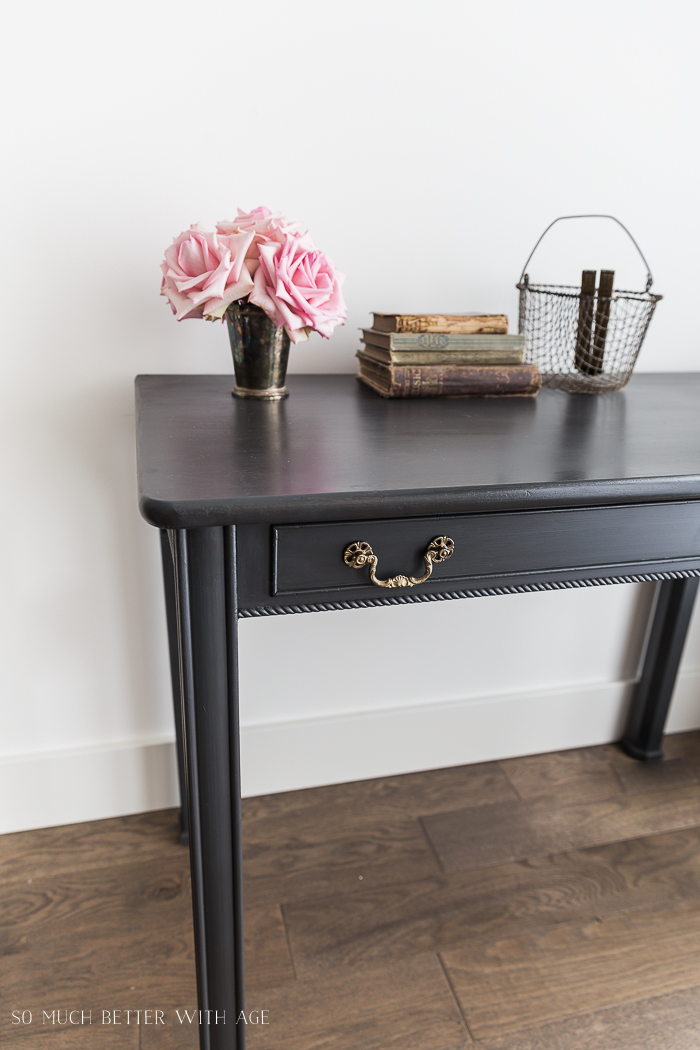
[161,207,346,343]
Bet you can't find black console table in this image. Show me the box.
[136,372,700,1050]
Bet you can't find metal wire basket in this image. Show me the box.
[517,215,662,393]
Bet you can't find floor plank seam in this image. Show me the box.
[417,815,446,873]
[495,761,525,801]
[279,902,299,983]
[436,951,475,1045]
[610,757,635,796]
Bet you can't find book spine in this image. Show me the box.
[359,361,541,397]
[388,350,525,366]
[373,314,509,334]
[359,347,526,367]
[363,331,524,350]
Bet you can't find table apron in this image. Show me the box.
[235,501,700,615]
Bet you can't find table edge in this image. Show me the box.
[139,479,700,528]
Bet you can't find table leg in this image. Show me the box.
[170,526,245,1050]
[160,529,189,845]
[621,577,699,761]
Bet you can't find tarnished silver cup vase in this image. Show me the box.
[225,300,290,400]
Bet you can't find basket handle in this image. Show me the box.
[519,214,654,292]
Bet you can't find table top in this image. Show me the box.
[136,373,700,528]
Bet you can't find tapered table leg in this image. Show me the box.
[621,577,699,761]
[171,525,245,1050]
[160,529,189,845]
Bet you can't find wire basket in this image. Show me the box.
[517,215,663,393]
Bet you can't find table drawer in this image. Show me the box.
[272,502,700,597]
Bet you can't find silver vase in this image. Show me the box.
[225,300,290,400]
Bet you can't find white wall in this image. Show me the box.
[2,0,700,832]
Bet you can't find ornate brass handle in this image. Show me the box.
[343,536,455,589]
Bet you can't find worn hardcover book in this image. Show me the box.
[372,313,508,334]
[356,353,541,398]
[363,330,524,351]
[359,343,525,367]
[362,329,525,354]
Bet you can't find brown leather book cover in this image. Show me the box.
[372,313,508,334]
[356,355,541,398]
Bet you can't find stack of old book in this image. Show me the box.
[356,313,541,398]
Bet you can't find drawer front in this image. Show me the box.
[272,502,700,596]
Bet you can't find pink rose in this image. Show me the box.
[161,224,255,321]
[217,206,303,243]
[216,206,303,278]
[249,230,347,343]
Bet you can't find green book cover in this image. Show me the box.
[361,329,526,352]
[360,343,525,366]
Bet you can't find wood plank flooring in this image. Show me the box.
[2,733,700,1048]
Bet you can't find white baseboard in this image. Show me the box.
[2,671,699,834]
[239,670,700,796]
[0,739,180,836]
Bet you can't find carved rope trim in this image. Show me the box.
[239,568,700,617]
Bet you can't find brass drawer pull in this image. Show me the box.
[343,536,455,589]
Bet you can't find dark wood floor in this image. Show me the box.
[3,733,700,1048]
